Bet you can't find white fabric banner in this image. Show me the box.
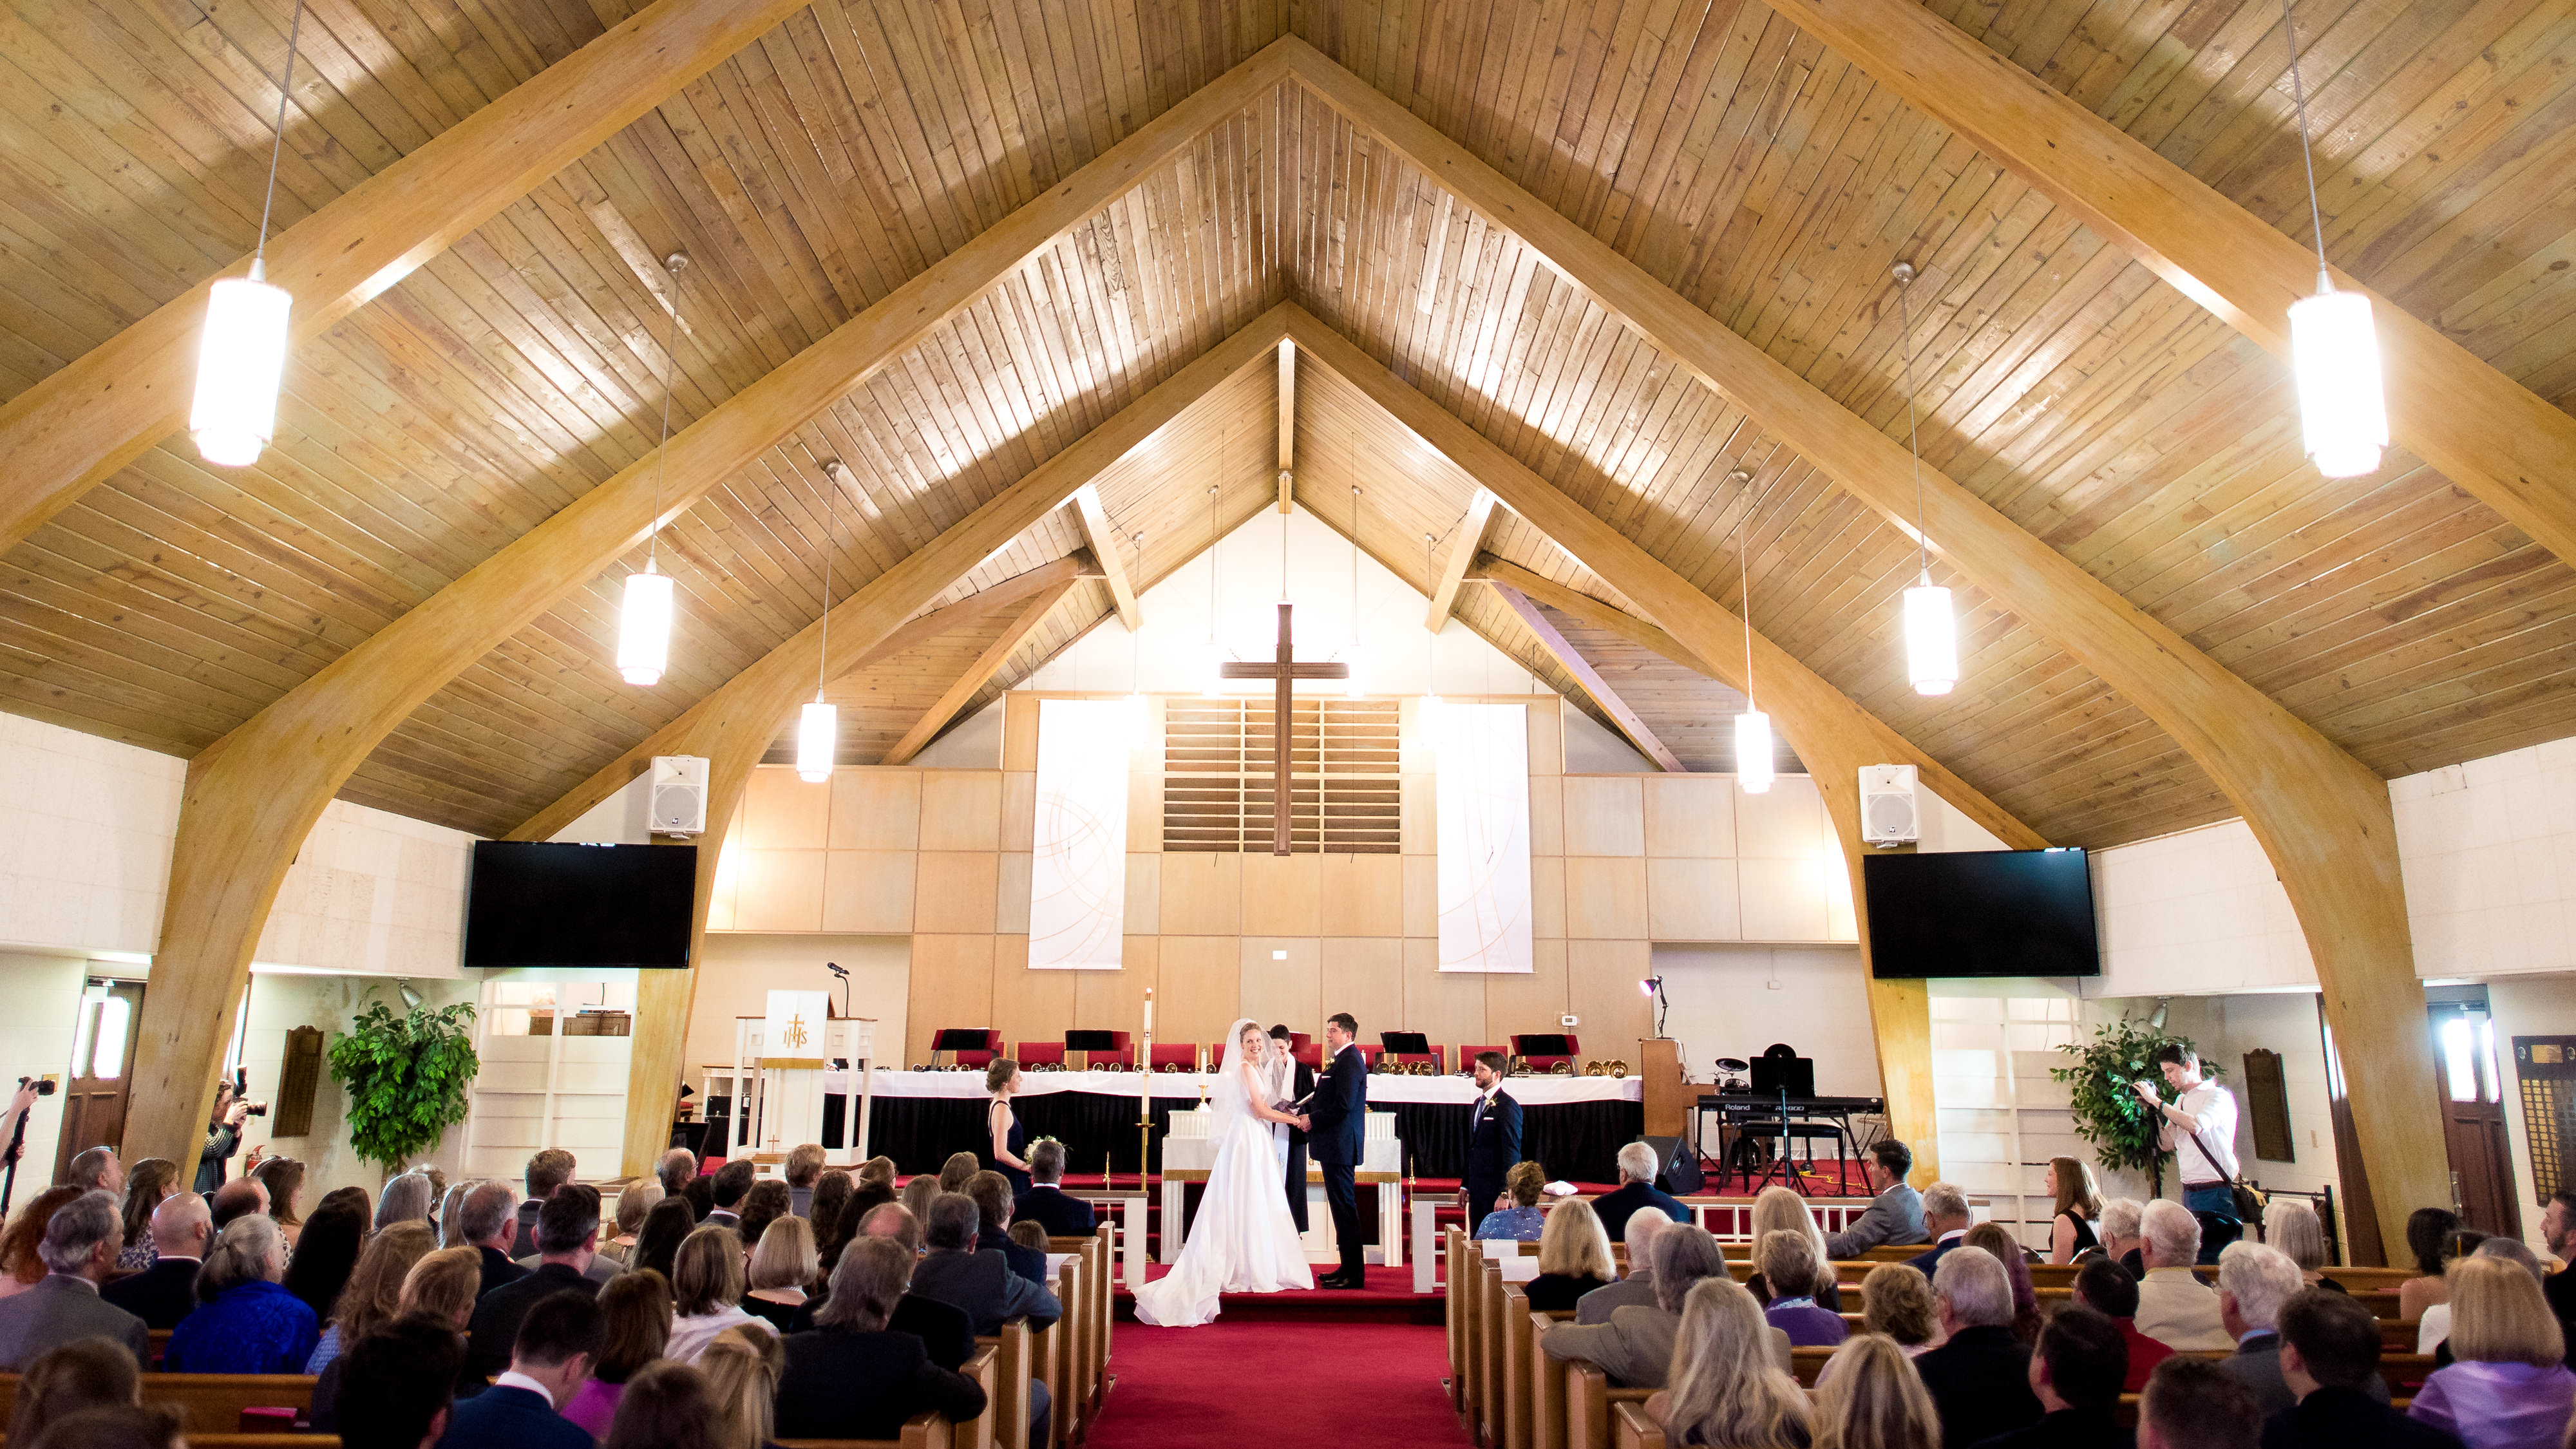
[1435,701,1533,972]
[1028,698,1132,970]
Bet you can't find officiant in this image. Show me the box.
[1264,1025,1314,1233]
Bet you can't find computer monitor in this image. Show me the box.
[1747,1055,1815,1097]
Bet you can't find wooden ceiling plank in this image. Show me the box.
[880,581,1082,766]
[1422,488,1499,629]
[1488,580,1687,773]
[0,0,819,558]
[1071,484,1142,629]
[1768,0,2576,573]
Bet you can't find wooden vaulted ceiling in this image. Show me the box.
[1,0,2573,848]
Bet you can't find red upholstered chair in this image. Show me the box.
[949,1030,1004,1069]
[1148,1042,1200,1072]
[1293,1041,1323,1068]
[1079,1030,1133,1070]
[1511,1034,1580,1073]
[1014,1041,1066,1067]
[1461,1045,1505,1073]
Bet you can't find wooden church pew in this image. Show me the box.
[0,1373,316,1434]
[969,1325,1029,1449]
[1611,1399,1664,1449]
[1499,1291,1573,1449]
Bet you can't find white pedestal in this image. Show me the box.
[1159,1109,1404,1268]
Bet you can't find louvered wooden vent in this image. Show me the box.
[1162,699,1402,853]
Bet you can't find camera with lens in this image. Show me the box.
[231,1069,269,1117]
[14,1077,53,1098]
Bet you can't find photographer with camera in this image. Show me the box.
[0,1077,52,1217]
[194,1072,267,1195]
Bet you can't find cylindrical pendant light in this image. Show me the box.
[2280,0,2387,478]
[620,253,689,687]
[1734,710,1774,795]
[189,0,307,468]
[1891,263,1959,697]
[797,457,843,782]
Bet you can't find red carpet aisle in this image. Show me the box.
[1085,1320,1467,1448]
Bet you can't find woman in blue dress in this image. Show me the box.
[164,1214,318,1373]
[1475,1161,1549,1242]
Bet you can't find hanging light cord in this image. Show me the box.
[1896,267,1930,585]
[650,256,686,571]
[1206,486,1220,647]
[1425,533,1437,690]
[1350,486,1361,646]
[1738,492,1756,710]
[816,473,833,699]
[2281,0,2333,289]
[1130,531,1144,688]
[250,0,307,276]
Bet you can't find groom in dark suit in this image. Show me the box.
[1267,1025,1316,1233]
[1294,1012,1370,1289]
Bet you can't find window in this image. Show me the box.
[1162,698,1401,852]
[90,996,128,1081]
[2439,1010,2502,1103]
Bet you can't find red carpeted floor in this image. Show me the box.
[1113,1265,1443,1323]
[1088,1320,1466,1448]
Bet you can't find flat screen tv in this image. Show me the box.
[464,841,697,969]
[1862,848,2099,978]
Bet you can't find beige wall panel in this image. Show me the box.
[1400,700,1434,774]
[1402,773,1435,855]
[743,768,831,850]
[1318,854,1403,937]
[1739,858,1833,942]
[1529,777,1564,857]
[1562,777,1645,857]
[1002,693,1041,773]
[996,852,1032,934]
[732,849,825,932]
[1532,856,1567,940]
[919,773,1004,852]
[821,851,916,934]
[999,772,1036,853]
[1486,938,1570,1045]
[1528,700,1564,775]
[1567,939,1654,1060]
[914,853,1001,935]
[1240,938,1323,1034]
[829,771,921,851]
[1320,939,1405,1043]
[1737,787,1828,859]
[907,934,997,1064]
[1564,856,1649,939]
[1121,853,1159,933]
[1402,938,1488,1053]
[1156,936,1241,1048]
[1241,853,1321,936]
[994,952,1075,1054]
[706,842,740,931]
[1402,856,1437,937]
[1074,942,1157,1037]
[1645,777,1736,859]
[1128,770,1163,852]
[1647,857,1741,942]
[1159,853,1242,935]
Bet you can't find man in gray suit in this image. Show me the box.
[1575,1211,1669,1324]
[2218,1240,2385,1415]
[908,1193,1058,1445]
[1825,1139,1926,1258]
[1542,1226,1776,1387]
[0,1191,148,1369]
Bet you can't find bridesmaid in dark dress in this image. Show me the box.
[985,1059,1032,1195]
[2047,1155,2103,1264]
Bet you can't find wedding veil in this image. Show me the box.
[1209,1016,1260,1134]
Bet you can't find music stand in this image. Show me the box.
[1379,1032,1430,1054]
[932,1028,990,1069]
[1064,1029,1116,1069]
[1745,1054,1819,1195]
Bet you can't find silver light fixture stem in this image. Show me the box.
[1893,262,1929,585]
[816,469,833,699]
[651,254,687,569]
[250,0,308,277]
[2280,0,2334,290]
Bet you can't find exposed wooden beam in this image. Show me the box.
[1472,556,1718,676]
[0,0,815,556]
[111,24,1297,1171]
[1071,486,1141,630]
[1768,0,2576,573]
[1281,45,2447,1247]
[882,584,1081,766]
[1490,583,1686,773]
[1283,305,2052,1176]
[1423,489,1498,630]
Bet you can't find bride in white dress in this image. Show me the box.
[1130,1018,1314,1325]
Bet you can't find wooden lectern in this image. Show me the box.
[1640,1037,1687,1138]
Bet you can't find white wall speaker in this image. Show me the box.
[1859,764,1920,846]
[650,755,710,836]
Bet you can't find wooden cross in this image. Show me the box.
[1218,601,1349,855]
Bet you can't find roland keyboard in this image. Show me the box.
[1695,1092,1885,1115]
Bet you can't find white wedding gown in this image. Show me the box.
[1131,1019,1313,1325]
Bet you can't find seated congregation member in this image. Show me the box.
[1857,1262,1938,1359]
[2139,1358,2260,1449]
[937,1151,981,1195]
[808,1171,853,1251]
[777,1237,989,1442]
[2407,1256,2576,1449]
[1526,1195,1618,1312]
[2047,1155,2106,1265]
[598,1180,658,1266]
[1904,1182,1973,1276]
[790,1203,974,1371]
[457,1179,529,1297]
[513,1149,576,1258]
[1967,1222,2045,1343]
[909,1193,1061,1336]
[2217,1242,2371,1417]
[564,1267,672,1437]
[1644,1278,1813,1448]
[1542,1223,1744,1388]
[441,1291,601,1449]
[1007,1222,1048,1253]
[737,1180,790,1247]
[699,1324,784,1449]
[1476,1160,1549,1244]
[2094,1198,2147,1278]
[1913,1246,2043,1449]
[5,1339,140,1445]
[253,1155,306,1248]
[1825,1139,1924,1258]
[337,1314,468,1449]
[1578,1209,1667,1321]
[208,1178,266,1231]
[784,1143,826,1218]
[26,1404,184,1449]
[309,1248,484,1434]
[1748,1186,1843,1312]
[466,1184,605,1383]
[375,1170,433,1231]
[104,1180,211,1330]
[0,1188,84,1300]
[1976,1305,2134,1449]
[1012,1139,1096,1236]
[163,1213,319,1372]
[681,1174,715,1224]
[2074,1258,2174,1392]
[1755,1228,1845,1346]
[113,1157,178,1273]
[634,1195,697,1282]
[969,1170,1047,1285]
[2263,1199,2344,1294]
[2400,1207,2467,1324]
[433,1180,475,1248]
[1592,1141,1689,1241]
[2135,1199,2231,1350]
[308,1220,435,1374]
[658,1148,698,1198]
[742,1213,817,1331]
[901,1173,942,1224]
[668,1224,774,1364]
[0,1190,146,1369]
[281,1197,368,1325]
[2263,1289,2459,1449]
[705,1159,755,1229]
[1812,1334,1940,1449]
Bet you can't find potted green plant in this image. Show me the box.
[327,992,479,1177]
[2049,1017,2217,1197]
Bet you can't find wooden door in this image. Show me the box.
[2430,1001,2520,1240]
[53,981,143,1182]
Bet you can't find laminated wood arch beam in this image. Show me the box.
[110,29,1296,1173]
[880,583,1082,766]
[1765,0,2576,573]
[1283,305,2051,1177]
[1488,583,1685,774]
[1424,490,1499,630]
[0,0,818,556]
[1279,42,2447,1245]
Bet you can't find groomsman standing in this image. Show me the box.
[1464,1051,1523,1234]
